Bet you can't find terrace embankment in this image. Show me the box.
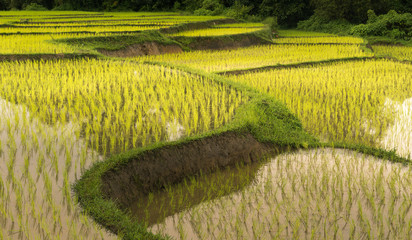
[98,42,183,57]
[101,131,277,209]
[97,33,272,57]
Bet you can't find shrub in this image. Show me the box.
[297,14,353,34]
[350,10,412,40]
[24,3,48,10]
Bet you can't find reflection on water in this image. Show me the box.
[380,98,412,159]
[130,159,264,226]
[0,99,116,239]
[150,149,412,240]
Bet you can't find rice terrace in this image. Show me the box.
[0,4,411,240]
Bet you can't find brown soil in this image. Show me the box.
[101,131,277,208]
[98,42,183,57]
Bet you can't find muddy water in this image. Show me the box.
[0,99,116,239]
[150,149,412,240]
[380,98,412,159]
[129,158,264,225]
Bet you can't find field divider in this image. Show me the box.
[216,56,375,75]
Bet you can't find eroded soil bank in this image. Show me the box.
[101,132,278,209]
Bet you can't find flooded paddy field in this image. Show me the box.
[149,149,412,240]
[0,11,411,240]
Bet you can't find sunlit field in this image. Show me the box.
[168,22,266,37]
[0,12,225,54]
[372,45,412,61]
[229,60,412,156]
[135,44,372,72]
[273,36,364,44]
[276,29,337,37]
[0,59,245,155]
[0,10,411,240]
[0,58,245,239]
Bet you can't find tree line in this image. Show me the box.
[0,0,411,27]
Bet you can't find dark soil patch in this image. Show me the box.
[98,42,183,57]
[101,131,278,209]
[0,53,97,62]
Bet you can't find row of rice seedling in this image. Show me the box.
[150,148,412,239]
[372,45,412,61]
[8,14,222,24]
[0,98,115,239]
[0,32,116,54]
[229,59,412,157]
[0,25,164,34]
[0,58,245,239]
[273,36,364,44]
[0,59,246,155]
[212,22,265,28]
[135,44,372,72]
[12,22,173,27]
[277,29,337,37]
[168,27,265,37]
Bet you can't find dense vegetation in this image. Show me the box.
[1,0,410,28]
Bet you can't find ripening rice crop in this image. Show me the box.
[372,45,412,61]
[0,98,116,239]
[168,27,265,37]
[0,59,246,155]
[0,25,163,34]
[277,30,336,37]
[0,58,245,239]
[212,22,265,28]
[0,33,117,54]
[273,36,364,44]
[150,148,412,240]
[135,44,372,72]
[229,59,412,156]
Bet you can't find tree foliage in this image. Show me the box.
[0,0,410,29]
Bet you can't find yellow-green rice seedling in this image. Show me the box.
[0,25,163,34]
[372,45,412,61]
[0,33,116,54]
[136,44,372,72]
[168,27,265,37]
[150,149,412,240]
[276,30,337,37]
[273,36,364,44]
[0,98,116,239]
[0,59,246,155]
[213,23,265,28]
[229,59,412,154]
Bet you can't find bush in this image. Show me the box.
[297,14,353,34]
[224,1,253,20]
[52,3,74,10]
[262,17,278,32]
[24,3,48,10]
[350,10,412,40]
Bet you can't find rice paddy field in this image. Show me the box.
[0,11,411,240]
[135,44,372,72]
